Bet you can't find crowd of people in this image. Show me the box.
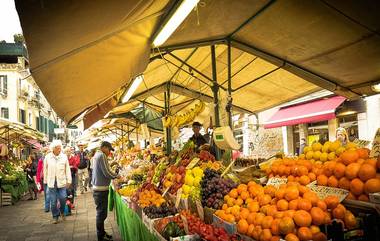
[23,140,119,241]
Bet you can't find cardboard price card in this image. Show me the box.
[266,177,288,188]
[370,128,380,158]
[195,200,204,221]
[180,215,189,234]
[186,158,200,170]
[175,188,183,209]
[309,185,348,202]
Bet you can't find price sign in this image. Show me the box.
[266,177,287,188]
[195,200,204,221]
[180,215,189,234]
[353,139,371,148]
[309,185,348,202]
[175,188,183,209]
[370,128,380,158]
[184,198,189,211]
[186,158,200,170]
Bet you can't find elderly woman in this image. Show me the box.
[44,140,72,224]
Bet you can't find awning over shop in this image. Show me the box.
[25,139,43,150]
[264,96,346,129]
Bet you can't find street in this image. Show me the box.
[0,192,121,241]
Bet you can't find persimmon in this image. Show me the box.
[275,188,286,200]
[247,224,255,237]
[277,199,289,211]
[303,191,318,206]
[310,225,320,234]
[350,178,364,196]
[332,204,346,219]
[284,210,296,219]
[338,177,351,190]
[364,158,377,169]
[299,175,310,185]
[266,205,278,217]
[327,176,339,188]
[247,201,260,212]
[324,195,339,209]
[345,163,361,180]
[357,148,369,159]
[285,233,299,241]
[279,217,295,235]
[344,210,357,229]
[298,185,309,196]
[357,194,369,202]
[358,164,376,182]
[260,228,272,241]
[240,208,250,220]
[294,210,312,227]
[310,207,326,225]
[289,199,299,210]
[247,213,256,224]
[341,150,359,165]
[255,213,265,226]
[298,198,312,211]
[262,216,274,229]
[285,186,299,201]
[264,185,277,198]
[334,163,346,179]
[237,184,248,194]
[364,178,380,194]
[308,172,317,182]
[317,175,328,186]
[313,232,328,241]
[259,194,272,206]
[316,200,327,211]
[297,227,313,241]
[345,192,356,200]
[271,218,281,235]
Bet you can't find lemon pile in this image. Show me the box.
[300,140,356,163]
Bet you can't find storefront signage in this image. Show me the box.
[266,177,287,188]
[308,185,348,202]
[370,128,380,158]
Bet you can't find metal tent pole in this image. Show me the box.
[211,45,221,160]
[164,84,172,155]
[227,41,233,129]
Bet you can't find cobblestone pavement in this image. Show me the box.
[0,192,121,241]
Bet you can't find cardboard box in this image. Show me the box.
[212,214,236,235]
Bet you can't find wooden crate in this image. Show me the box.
[1,192,12,206]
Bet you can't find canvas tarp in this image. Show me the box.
[16,0,380,125]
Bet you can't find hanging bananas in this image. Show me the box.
[162,101,205,128]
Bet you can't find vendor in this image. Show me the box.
[189,122,208,150]
[336,127,349,145]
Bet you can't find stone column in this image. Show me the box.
[299,124,308,145]
[328,118,338,141]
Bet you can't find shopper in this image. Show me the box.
[92,141,119,241]
[24,154,38,200]
[77,143,89,194]
[88,149,96,189]
[65,147,79,204]
[299,138,306,155]
[36,147,51,212]
[44,140,72,224]
[189,122,208,151]
[336,127,349,145]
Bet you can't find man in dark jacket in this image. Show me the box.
[92,141,119,241]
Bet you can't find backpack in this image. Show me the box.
[77,152,88,169]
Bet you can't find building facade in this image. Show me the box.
[0,43,61,142]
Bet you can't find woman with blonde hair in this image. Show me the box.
[336,127,349,145]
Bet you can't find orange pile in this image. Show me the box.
[215,182,356,241]
[267,144,380,202]
[138,189,166,208]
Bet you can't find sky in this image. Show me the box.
[0,0,23,42]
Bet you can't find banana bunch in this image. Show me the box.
[162,101,205,128]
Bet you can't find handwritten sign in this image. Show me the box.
[175,188,183,209]
[266,177,287,188]
[184,198,189,211]
[370,128,380,158]
[309,185,348,202]
[186,158,200,170]
[195,200,204,221]
[353,139,371,148]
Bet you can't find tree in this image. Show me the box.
[0,40,6,43]
[13,34,25,44]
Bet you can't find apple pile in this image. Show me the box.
[162,165,186,194]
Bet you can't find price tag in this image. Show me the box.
[266,177,287,188]
[162,186,170,197]
[175,188,183,209]
[184,198,189,211]
[307,180,317,187]
[370,128,380,158]
[353,139,371,148]
[195,200,204,221]
[186,158,200,170]
[180,215,189,234]
[309,185,348,202]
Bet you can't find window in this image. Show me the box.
[36,117,40,131]
[19,109,26,124]
[0,75,7,96]
[28,113,32,126]
[1,107,9,119]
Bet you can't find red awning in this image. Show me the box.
[264,96,346,129]
[27,139,43,150]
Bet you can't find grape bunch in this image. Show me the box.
[201,169,237,209]
[143,203,177,219]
